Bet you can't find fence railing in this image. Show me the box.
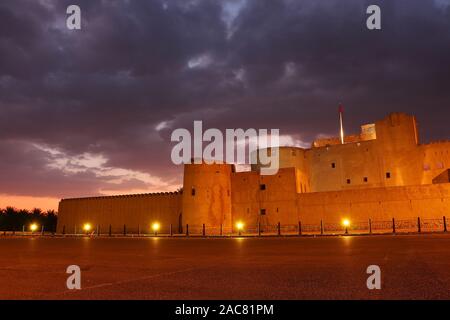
[1,216,447,238]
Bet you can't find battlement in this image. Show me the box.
[312,123,376,148]
[60,191,181,202]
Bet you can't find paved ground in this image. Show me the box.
[0,234,450,299]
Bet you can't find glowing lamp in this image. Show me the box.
[152,222,160,235]
[83,223,92,232]
[236,221,244,236]
[152,222,160,231]
[342,219,350,234]
[30,223,38,232]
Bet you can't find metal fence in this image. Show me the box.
[1,216,448,237]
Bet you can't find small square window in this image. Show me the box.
[346,179,351,184]
[386,172,391,179]
[260,184,266,191]
[364,177,368,182]
[331,163,336,169]
[191,188,196,196]
[260,209,266,215]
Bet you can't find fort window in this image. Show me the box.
[260,184,266,191]
[346,179,351,184]
[260,209,266,215]
[364,177,368,182]
[386,172,391,179]
[191,187,196,196]
[331,162,336,168]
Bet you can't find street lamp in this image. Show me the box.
[342,219,350,234]
[236,221,244,236]
[152,222,160,236]
[83,223,92,233]
[29,223,38,233]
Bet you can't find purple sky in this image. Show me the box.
[1,0,450,209]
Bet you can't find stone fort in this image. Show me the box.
[57,112,450,234]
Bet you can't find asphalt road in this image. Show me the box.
[1,234,450,299]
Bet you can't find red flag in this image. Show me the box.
[338,103,344,113]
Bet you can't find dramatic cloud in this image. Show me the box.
[0,0,449,206]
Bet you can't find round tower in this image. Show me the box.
[182,162,233,231]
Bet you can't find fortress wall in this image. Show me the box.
[249,113,449,195]
[305,113,449,192]
[57,193,182,234]
[307,139,383,192]
[232,160,450,229]
[231,168,299,228]
[258,168,299,226]
[251,147,311,193]
[276,147,311,193]
[375,112,418,151]
[373,113,423,188]
[297,183,450,224]
[419,141,450,184]
[230,171,260,227]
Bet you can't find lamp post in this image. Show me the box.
[30,223,38,234]
[342,219,350,235]
[83,223,92,234]
[236,221,244,236]
[152,222,160,236]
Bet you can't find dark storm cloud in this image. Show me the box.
[0,0,449,198]
[0,140,159,198]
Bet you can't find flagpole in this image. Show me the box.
[339,104,344,144]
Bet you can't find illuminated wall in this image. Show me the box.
[57,192,182,234]
[297,183,450,224]
[231,168,299,228]
[232,167,450,228]
[271,113,449,192]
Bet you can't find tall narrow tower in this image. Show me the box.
[338,103,344,144]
